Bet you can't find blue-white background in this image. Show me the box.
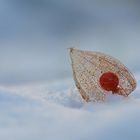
[0,0,140,140]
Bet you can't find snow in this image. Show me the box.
[0,74,139,140]
[0,1,139,139]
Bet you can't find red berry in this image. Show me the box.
[99,72,119,92]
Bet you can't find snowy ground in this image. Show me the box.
[0,74,139,140]
[0,1,139,139]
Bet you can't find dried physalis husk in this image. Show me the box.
[69,48,136,102]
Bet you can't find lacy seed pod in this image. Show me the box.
[69,48,136,102]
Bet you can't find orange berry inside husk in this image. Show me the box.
[99,72,119,92]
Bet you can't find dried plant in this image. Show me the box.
[69,48,136,102]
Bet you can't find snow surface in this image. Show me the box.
[0,74,140,140]
[0,1,139,139]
